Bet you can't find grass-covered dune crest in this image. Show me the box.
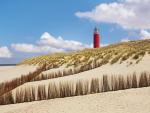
[19,39,150,69]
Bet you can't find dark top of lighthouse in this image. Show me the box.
[94,27,99,34]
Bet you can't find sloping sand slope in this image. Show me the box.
[0,65,37,83]
[14,54,150,90]
[5,54,149,102]
[0,87,150,113]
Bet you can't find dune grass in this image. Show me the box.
[19,40,150,69]
[0,71,150,105]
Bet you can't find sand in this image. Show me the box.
[0,87,150,113]
[3,54,148,103]
[1,55,146,103]
[0,54,150,113]
[0,65,38,83]
[13,54,150,89]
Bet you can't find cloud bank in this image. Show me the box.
[0,46,12,58]
[140,30,150,39]
[76,0,150,29]
[11,32,90,54]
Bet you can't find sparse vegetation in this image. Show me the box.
[133,51,145,60]
[19,40,150,69]
[110,54,122,64]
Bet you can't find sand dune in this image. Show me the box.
[16,54,150,90]
[0,87,150,113]
[40,53,150,78]
[1,54,147,104]
[0,40,150,112]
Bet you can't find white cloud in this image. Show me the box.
[121,38,130,42]
[11,43,64,53]
[75,0,150,29]
[140,30,150,39]
[0,46,12,58]
[11,32,90,53]
[38,32,90,51]
[11,44,40,53]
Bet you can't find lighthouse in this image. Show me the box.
[93,27,100,48]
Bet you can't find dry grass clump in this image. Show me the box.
[1,71,150,105]
[132,51,145,60]
[121,51,134,62]
[110,54,122,64]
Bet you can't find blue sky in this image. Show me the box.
[0,0,119,46]
[0,0,150,63]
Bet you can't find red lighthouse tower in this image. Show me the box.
[93,27,100,48]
